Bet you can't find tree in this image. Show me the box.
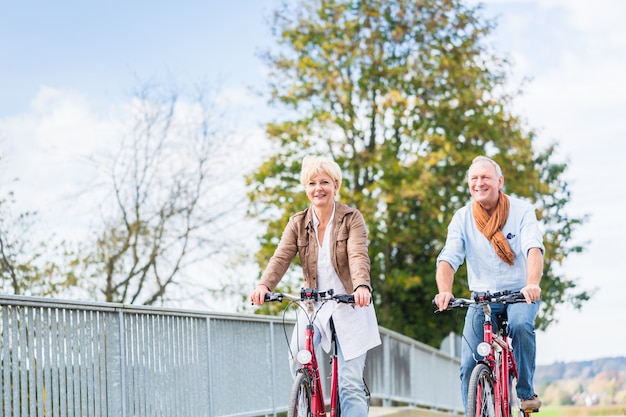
[76,82,247,305]
[0,186,78,297]
[247,0,590,346]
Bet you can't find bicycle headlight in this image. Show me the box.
[296,349,312,365]
[477,342,491,357]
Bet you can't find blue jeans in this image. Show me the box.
[460,301,540,414]
[290,322,368,416]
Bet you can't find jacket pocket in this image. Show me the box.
[297,238,309,270]
[335,231,349,272]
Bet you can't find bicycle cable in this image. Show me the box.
[281,298,330,361]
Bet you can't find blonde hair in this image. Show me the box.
[300,155,342,191]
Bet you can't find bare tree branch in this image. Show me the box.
[78,81,248,305]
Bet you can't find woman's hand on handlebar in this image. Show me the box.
[434,291,454,311]
[352,286,371,307]
[249,284,270,305]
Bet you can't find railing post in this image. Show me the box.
[117,309,127,417]
[269,321,278,417]
[207,316,214,417]
[382,332,392,407]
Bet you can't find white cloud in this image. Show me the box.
[546,0,626,48]
[0,87,118,236]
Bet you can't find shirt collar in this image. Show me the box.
[311,203,336,229]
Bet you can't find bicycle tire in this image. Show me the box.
[468,363,497,417]
[288,371,313,417]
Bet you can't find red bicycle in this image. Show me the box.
[434,290,538,417]
[264,288,363,417]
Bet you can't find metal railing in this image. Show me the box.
[0,294,462,416]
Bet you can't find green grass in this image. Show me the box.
[535,407,561,417]
[536,405,626,416]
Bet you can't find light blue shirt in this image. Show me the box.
[437,196,545,292]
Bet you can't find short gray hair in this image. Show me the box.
[468,156,503,178]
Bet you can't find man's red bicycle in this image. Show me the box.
[264,288,364,417]
[435,290,538,417]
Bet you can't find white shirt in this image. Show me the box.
[301,207,381,360]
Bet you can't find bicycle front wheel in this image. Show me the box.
[288,371,313,417]
[468,363,496,417]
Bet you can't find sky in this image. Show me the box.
[1,1,625,366]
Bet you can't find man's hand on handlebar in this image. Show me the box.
[249,284,270,306]
[520,284,541,304]
[434,291,454,311]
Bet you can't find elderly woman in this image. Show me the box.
[249,154,381,416]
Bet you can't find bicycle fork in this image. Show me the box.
[481,304,523,417]
[297,324,326,416]
[478,303,514,417]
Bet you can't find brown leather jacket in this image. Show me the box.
[259,202,371,293]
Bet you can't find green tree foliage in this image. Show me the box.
[247,0,590,346]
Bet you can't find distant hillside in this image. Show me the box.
[535,357,626,406]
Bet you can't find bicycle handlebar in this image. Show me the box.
[432,290,528,313]
[264,288,355,304]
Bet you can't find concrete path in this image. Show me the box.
[369,406,459,417]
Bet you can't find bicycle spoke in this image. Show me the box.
[468,363,496,417]
[294,388,310,416]
[509,375,524,417]
[479,376,495,417]
[289,372,313,417]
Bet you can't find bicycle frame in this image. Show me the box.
[265,289,354,417]
[435,291,532,417]
[476,302,520,417]
[299,321,340,416]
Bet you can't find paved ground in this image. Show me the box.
[369,407,459,417]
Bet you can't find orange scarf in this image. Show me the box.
[472,191,515,265]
